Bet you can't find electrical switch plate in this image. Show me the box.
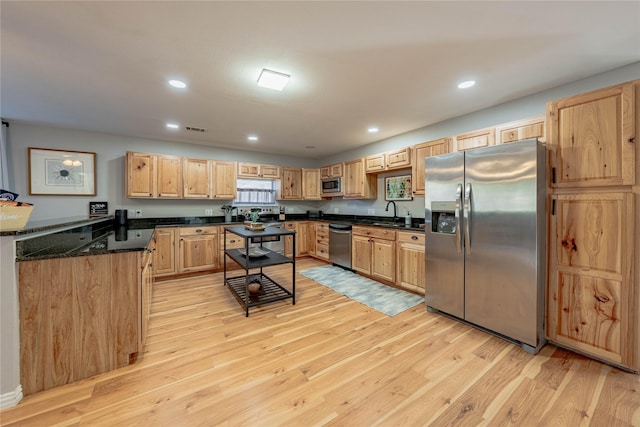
[334,207,339,213]
[368,208,375,215]
[205,209,213,215]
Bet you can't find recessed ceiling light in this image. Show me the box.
[305,145,315,149]
[166,123,179,129]
[368,127,379,133]
[458,80,476,89]
[247,135,259,142]
[257,69,290,91]
[168,79,187,89]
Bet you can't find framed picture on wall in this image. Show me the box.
[385,174,412,201]
[28,147,96,196]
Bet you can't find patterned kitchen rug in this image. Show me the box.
[299,265,424,316]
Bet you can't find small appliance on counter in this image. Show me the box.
[114,209,128,226]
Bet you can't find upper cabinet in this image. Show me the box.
[211,161,237,199]
[237,162,281,179]
[454,127,495,152]
[280,167,303,200]
[343,158,377,199]
[302,168,322,200]
[320,163,344,179]
[127,152,182,199]
[411,138,450,196]
[495,115,545,145]
[548,82,636,188]
[183,158,210,199]
[365,147,411,173]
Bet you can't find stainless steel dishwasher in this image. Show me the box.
[329,223,352,269]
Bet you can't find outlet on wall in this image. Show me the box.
[135,210,142,217]
[334,207,339,213]
[205,209,213,215]
[367,208,375,215]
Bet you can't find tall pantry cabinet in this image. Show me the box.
[546,80,638,372]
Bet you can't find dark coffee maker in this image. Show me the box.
[114,209,128,226]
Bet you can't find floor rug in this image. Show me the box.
[299,265,424,316]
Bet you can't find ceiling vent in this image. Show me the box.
[185,126,206,133]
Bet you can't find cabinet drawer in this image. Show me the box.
[315,243,329,259]
[224,235,245,249]
[178,226,218,237]
[352,226,396,240]
[397,231,425,245]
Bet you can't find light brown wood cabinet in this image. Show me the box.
[183,157,210,199]
[454,127,495,152]
[220,229,245,270]
[546,79,638,372]
[548,82,635,188]
[495,115,545,145]
[19,252,140,395]
[153,227,177,277]
[343,158,377,199]
[211,160,237,199]
[177,226,219,273]
[237,162,281,179]
[126,152,182,198]
[411,138,450,196]
[547,192,634,368]
[280,167,303,200]
[284,221,309,258]
[314,222,329,260]
[352,226,396,283]
[302,168,322,200]
[140,237,155,351]
[320,163,343,179]
[396,231,425,295]
[365,147,412,173]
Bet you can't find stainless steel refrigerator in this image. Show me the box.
[424,139,546,354]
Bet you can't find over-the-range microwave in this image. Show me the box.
[322,177,341,194]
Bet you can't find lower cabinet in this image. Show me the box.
[547,191,636,370]
[284,221,310,258]
[18,252,140,396]
[314,222,329,260]
[140,237,155,351]
[396,231,425,295]
[177,226,219,273]
[352,226,396,283]
[153,227,177,276]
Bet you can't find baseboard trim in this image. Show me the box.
[0,384,23,409]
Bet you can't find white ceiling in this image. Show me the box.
[1,1,639,158]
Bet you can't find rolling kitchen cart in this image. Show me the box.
[223,225,295,317]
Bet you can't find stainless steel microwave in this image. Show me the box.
[322,177,341,193]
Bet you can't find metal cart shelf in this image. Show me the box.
[223,225,295,317]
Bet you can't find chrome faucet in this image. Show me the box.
[385,200,398,222]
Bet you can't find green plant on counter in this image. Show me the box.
[250,211,260,223]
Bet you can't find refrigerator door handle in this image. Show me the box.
[464,182,472,254]
[455,183,463,253]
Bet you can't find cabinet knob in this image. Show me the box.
[411,235,418,240]
[195,229,203,233]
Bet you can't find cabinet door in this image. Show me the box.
[302,168,321,200]
[454,127,495,151]
[140,244,154,351]
[126,152,156,198]
[284,222,296,258]
[280,168,302,200]
[386,147,411,170]
[495,116,545,144]
[371,238,395,282]
[183,158,210,199]
[211,161,237,199]
[156,155,183,198]
[351,234,372,275]
[307,221,317,255]
[365,153,386,172]
[178,229,218,273]
[548,82,635,188]
[411,138,450,196]
[315,222,329,260]
[297,222,309,256]
[153,228,176,276]
[547,192,634,368]
[344,158,376,199]
[397,232,426,295]
[260,164,281,179]
[238,162,260,177]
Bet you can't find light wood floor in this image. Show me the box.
[2,258,639,426]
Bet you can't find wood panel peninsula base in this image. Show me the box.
[223,225,296,317]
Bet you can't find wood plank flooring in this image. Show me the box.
[2,258,639,426]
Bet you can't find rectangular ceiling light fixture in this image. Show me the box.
[257,68,290,91]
